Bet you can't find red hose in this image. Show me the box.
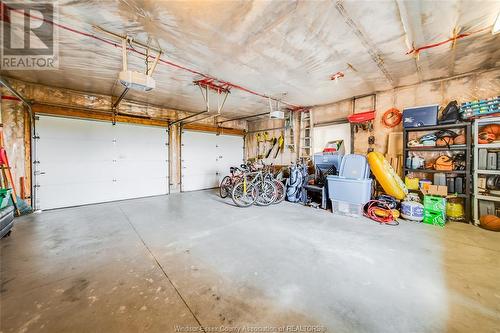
[381,108,402,128]
[363,200,399,225]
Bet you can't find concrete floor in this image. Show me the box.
[1,190,500,333]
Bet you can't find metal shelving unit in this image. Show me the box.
[473,116,500,224]
[403,122,472,223]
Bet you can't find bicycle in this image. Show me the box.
[231,167,276,207]
[262,164,286,204]
[219,166,243,198]
[231,171,258,207]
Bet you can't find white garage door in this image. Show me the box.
[34,115,168,210]
[181,131,243,192]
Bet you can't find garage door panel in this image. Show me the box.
[36,116,168,210]
[216,135,243,183]
[38,181,116,210]
[37,138,113,163]
[115,139,166,160]
[116,149,165,162]
[114,178,168,201]
[36,116,115,141]
[181,131,218,191]
[114,160,166,179]
[181,131,243,192]
[181,175,218,192]
[39,161,116,184]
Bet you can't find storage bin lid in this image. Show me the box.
[338,154,370,179]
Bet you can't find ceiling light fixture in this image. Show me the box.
[493,12,500,35]
[330,71,345,81]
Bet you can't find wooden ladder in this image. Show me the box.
[299,110,313,158]
[0,125,20,215]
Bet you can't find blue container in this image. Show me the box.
[403,104,438,128]
[327,176,372,205]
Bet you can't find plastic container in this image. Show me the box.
[0,189,11,209]
[331,199,364,217]
[401,201,424,222]
[327,176,372,205]
[405,177,419,190]
[339,154,370,179]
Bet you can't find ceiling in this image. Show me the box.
[2,0,500,119]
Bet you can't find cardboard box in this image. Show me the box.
[424,195,447,213]
[423,210,446,227]
[421,185,447,197]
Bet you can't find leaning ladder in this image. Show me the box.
[284,111,295,152]
[299,110,312,158]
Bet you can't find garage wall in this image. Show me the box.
[245,112,300,166]
[1,79,247,206]
[0,96,28,197]
[245,67,500,161]
[351,69,500,154]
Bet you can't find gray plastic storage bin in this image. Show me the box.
[327,176,372,205]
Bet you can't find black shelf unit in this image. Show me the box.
[403,123,472,223]
[404,168,467,174]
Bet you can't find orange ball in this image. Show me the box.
[436,137,454,147]
[482,124,500,136]
[453,134,466,145]
[480,215,500,232]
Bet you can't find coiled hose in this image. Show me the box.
[363,200,399,226]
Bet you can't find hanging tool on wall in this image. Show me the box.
[368,134,375,153]
[265,137,278,159]
[274,133,285,159]
[348,110,375,133]
[256,132,271,159]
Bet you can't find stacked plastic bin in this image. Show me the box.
[327,154,372,217]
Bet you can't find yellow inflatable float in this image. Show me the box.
[367,152,408,200]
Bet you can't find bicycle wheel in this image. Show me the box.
[273,179,286,204]
[219,176,231,198]
[255,180,277,206]
[231,181,258,207]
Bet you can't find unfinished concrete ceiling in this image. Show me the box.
[2,0,500,118]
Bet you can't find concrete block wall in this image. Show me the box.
[245,68,500,161]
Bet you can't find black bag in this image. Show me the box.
[439,101,459,124]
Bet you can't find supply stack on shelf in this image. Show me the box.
[460,96,499,120]
[473,116,500,226]
[403,121,472,224]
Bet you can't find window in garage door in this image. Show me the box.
[34,115,168,210]
[181,130,243,192]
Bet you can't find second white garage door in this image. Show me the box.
[35,115,169,210]
[181,131,243,192]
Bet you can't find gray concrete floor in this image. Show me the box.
[1,190,499,333]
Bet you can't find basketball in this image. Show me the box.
[479,215,500,232]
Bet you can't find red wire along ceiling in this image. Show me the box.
[1,1,492,111]
[0,1,301,109]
